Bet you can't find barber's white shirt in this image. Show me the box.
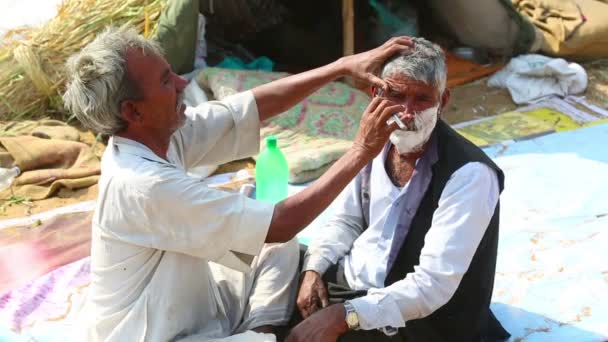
[303,145,499,330]
[79,91,275,341]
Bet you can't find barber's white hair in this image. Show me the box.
[380,37,446,93]
[62,26,163,134]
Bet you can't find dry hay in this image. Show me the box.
[0,0,165,122]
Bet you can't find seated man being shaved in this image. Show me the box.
[289,38,510,342]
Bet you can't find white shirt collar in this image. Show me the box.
[110,135,170,165]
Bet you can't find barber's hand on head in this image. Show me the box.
[353,97,404,158]
[339,36,414,91]
[297,270,329,319]
[287,304,349,342]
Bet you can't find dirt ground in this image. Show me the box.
[0,185,98,219]
[442,78,516,124]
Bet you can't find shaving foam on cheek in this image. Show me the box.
[389,105,439,154]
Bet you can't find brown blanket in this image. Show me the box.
[514,0,608,59]
[0,135,100,200]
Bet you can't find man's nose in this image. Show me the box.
[401,98,419,111]
[401,104,416,122]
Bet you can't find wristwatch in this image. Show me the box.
[343,301,360,330]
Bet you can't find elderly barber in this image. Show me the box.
[62,26,412,341]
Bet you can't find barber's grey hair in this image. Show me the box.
[62,26,163,134]
[380,37,446,94]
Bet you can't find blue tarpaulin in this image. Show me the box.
[295,123,608,341]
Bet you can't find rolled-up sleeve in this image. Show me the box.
[171,90,262,169]
[101,167,274,273]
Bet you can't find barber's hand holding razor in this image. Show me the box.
[376,88,417,132]
[352,96,405,157]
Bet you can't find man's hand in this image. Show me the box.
[253,36,412,122]
[262,39,409,244]
[338,36,414,91]
[286,304,349,342]
[353,97,404,158]
[297,271,329,319]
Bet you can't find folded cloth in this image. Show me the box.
[513,0,608,59]
[488,54,587,104]
[0,135,100,200]
[0,119,81,141]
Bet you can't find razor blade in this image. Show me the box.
[387,114,406,129]
[378,88,416,131]
[386,114,416,131]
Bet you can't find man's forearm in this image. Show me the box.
[253,36,413,122]
[303,216,364,274]
[266,147,369,243]
[252,59,347,122]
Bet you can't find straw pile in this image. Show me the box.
[0,0,165,121]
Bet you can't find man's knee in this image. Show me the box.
[258,238,300,270]
[273,238,299,259]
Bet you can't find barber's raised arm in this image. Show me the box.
[265,97,404,243]
[252,37,413,122]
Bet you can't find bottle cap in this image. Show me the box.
[266,135,277,148]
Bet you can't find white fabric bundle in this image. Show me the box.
[489,54,587,104]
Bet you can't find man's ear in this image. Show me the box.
[120,100,141,125]
[439,88,451,116]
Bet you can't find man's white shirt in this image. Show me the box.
[303,144,500,330]
[81,91,277,341]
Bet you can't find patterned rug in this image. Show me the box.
[198,66,608,182]
[198,68,371,184]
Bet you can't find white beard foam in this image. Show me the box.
[389,105,439,154]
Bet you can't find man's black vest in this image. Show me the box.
[361,120,509,342]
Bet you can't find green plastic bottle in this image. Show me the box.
[256,136,289,203]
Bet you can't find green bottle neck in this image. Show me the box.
[266,136,278,149]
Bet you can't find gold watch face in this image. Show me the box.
[346,312,359,327]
